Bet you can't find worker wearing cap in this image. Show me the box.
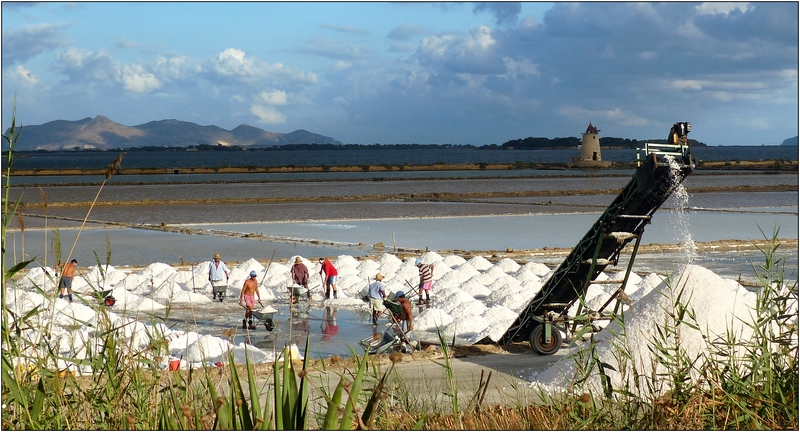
[239,270,261,330]
[208,253,230,301]
[318,257,339,299]
[368,273,386,326]
[395,291,413,332]
[415,259,434,306]
[58,259,78,303]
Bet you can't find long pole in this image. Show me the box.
[260,250,277,285]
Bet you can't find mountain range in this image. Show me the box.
[6,115,342,151]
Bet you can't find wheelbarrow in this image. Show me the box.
[359,329,402,355]
[211,282,228,302]
[92,289,116,307]
[252,305,277,331]
[288,284,309,303]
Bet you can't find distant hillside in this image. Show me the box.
[781,136,798,146]
[3,115,341,150]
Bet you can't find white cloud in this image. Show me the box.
[258,90,288,105]
[121,64,161,93]
[333,61,352,71]
[673,79,767,92]
[13,65,39,85]
[250,105,286,124]
[416,25,504,74]
[696,2,753,16]
[154,55,199,81]
[672,79,705,91]
[556,105,650,127]
[213,48,259,77]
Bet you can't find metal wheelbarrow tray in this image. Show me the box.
[288,284,309,299]
[212,283,228,302]
[252,306,277,331]
[359,329,402,355]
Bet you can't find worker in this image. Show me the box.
[395,291,413,333]
[415,259,434,306]
[290,256,310,303]
[318,257,339,299]
[58,259,78,303]
[368,272,386,326]
[238,271,262,330]
[208,253,230,301]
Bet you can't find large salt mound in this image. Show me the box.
[536,265,761,396]
[443,255,467,267]
[20,266,58,291]
[461,279,492,298]
[467,255,493,271]
[230,258,265,282]
[415,307,454,331]
[465,266,503,286]
[376,254,403,276]
[357,260,381,280]
[419,251,444,264]
[517,261,551,277]
[481,305,520,342]
[333,255,360,273]
[494,258,521,273]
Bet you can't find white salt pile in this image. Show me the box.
[7,250,790,385]
[534,264,797,396]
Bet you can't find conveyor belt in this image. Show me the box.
[499,124,695,347]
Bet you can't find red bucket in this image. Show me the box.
[168,359,181,371]
[104,296,116,307]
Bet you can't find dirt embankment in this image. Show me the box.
[9,159,798,177]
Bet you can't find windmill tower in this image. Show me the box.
[572,122,611,167]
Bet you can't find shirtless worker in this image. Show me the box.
[238,271,262,330]
[58,259,78,303]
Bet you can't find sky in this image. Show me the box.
[1,1,798,146]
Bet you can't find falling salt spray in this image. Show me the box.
[665,156,697,265]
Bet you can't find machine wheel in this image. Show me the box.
[529,324,562,355]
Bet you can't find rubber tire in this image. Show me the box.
[529,324,563,355]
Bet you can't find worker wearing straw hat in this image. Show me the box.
[290,256,310,303]
[208,253,230,301]
[368,273,386,326]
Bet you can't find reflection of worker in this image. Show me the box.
[395,291,414,332]
[415,259,434,306]
[292,307,311,345]
[290,257,310,303]
[368,273,386,326]
[208,253,230,301]
[318,257,339,299]
[239,271,262,330]
[321,306,339,341]
[58,259,78,303]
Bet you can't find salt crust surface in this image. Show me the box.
[10,255,786,382]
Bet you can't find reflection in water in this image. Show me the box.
[321,307,339,342]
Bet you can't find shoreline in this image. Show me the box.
[8,159,798,176]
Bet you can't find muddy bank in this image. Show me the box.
[14,184,798,209]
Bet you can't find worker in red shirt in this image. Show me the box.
[318,257,339,299]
